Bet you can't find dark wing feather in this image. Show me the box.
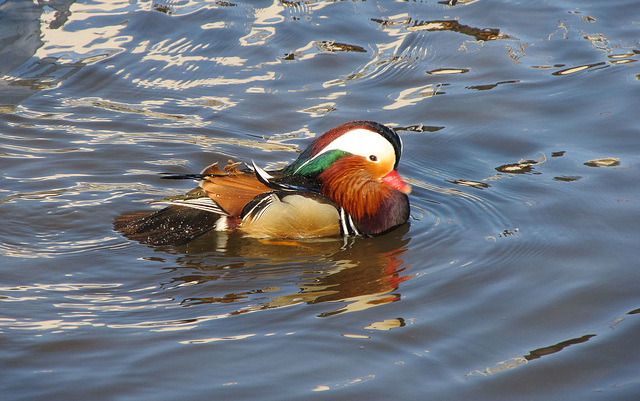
[113,205,221,246]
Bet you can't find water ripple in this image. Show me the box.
[0,236,127,259]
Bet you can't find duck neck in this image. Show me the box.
[318,156,391,221]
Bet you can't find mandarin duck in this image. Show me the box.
[114,121,411,245]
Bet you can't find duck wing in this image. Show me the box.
[113,199,222,246]
[197,161,274,217]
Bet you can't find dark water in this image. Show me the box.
[2,0,640,399]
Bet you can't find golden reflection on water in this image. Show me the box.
[465,334,597,378]
[372,17,506,41]
[311,374,376,392]
[133,71,279,90]
[383,83,442,111]
[552,62,607,76]
[139,131,298,152]
[364,317,406,331]
[1,230,414,336]
[35,0,132,63]
[170,227,413,318]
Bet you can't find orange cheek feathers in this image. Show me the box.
[382,170,412,194]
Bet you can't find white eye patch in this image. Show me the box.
[312,128,396,164]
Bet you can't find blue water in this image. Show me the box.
[2,0,640,400]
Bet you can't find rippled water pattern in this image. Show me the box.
[1,0,640,400]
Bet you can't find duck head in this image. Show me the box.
[282,121,411,229]
[284,121,411,193]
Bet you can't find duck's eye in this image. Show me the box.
[369,155,378,162]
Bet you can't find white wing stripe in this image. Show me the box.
[243,193,278,222]
[167,197,229,215]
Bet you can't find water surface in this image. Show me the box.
[2,0,640,400]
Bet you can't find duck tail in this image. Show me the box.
[113,205,221,246]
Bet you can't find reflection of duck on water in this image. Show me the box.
[168,225,413,317]
[115,121,411,245]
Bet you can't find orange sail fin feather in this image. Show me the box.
[199,162,272,217]
[115,121,411,245]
